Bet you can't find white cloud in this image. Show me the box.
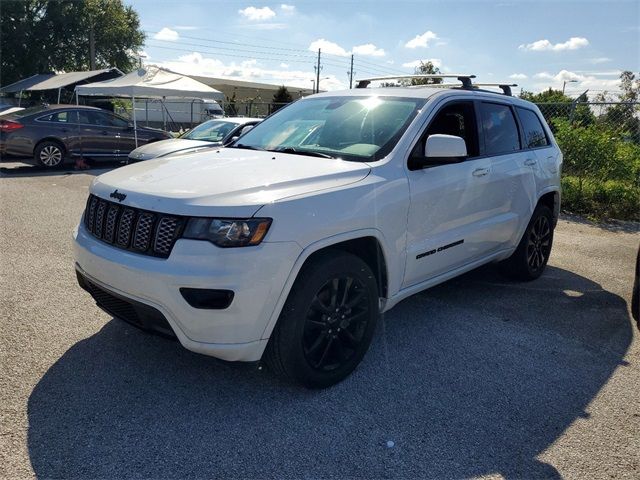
[589,57,612,64]
[352,43,385,57]
[509,73,527,79]
[280,4,295,12]
[405,31,439,49]
[157,51,347,91]
[531,69,621,93]
[238,6,276,21]
[308,38,350,57]
[519,36,589,51]
[280,63,289,68]
[153,27,179,41]
[402,59,442,69]
[534,70,581,81]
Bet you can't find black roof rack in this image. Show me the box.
[355,74,476,89]
[472,83,518,96]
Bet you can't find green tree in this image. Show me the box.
[399,61,443,86]
[596,71,640,142]
[520,88,594,127]
[0,0,144,87]
[272,85,293,112]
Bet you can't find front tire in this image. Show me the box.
[264,251,379,388]
[35,141,65,168]
[500,204,554,281]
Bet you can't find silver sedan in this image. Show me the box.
[128,117,261,162]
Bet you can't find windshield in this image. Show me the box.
[231,96,426,162]
[182,120,240,142]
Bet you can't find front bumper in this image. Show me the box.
[73,222,301,361]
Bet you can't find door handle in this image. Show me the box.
[524,158,536,166]
[472,168,490,177]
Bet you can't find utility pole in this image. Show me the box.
[89,24,96,70]
[315,48,321,93]
[348,54,354,89]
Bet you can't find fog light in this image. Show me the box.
[180,288,234,309]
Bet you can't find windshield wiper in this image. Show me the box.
[230,143,266,151]
[269,146,335,159]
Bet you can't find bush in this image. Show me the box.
[561,176,640,221]
[552,119,640,221]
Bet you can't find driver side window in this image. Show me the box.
[412,101,480,159]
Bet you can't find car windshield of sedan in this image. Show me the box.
[230,96,426,162]
[181,120,239,142]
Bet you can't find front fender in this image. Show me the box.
[259,228,393,341]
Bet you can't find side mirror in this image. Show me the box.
[410,134,467,169]
[425,134,467,159]
[226,125,255,145]
[239,125,254,136]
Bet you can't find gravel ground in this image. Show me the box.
[1,163,639,479]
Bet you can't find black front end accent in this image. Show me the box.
[180,288,234,309]
[76,269,176,339]
[84,194,185,258]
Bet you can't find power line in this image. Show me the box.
[145,31,311,55]
[145,30,403,80]
[149,38,317,60]
[146,43,318,65]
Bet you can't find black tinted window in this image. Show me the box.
[517,107,549,148]
[39,111,76,123]
[77,110,127,127]
[424,101,479,158]
[480,103,520,155]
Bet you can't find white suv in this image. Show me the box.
[74,79,562,388]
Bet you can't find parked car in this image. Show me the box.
[128,117,261,162]
[633,245,639,327]
[0,105,171,168]
[74,80,562,388]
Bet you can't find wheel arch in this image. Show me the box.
[34,137,67,155]
[260,229,391,342]
[537,189,560,227]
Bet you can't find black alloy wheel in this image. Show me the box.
[303,276,370,371]
[264,251,379,388]
[527,215,552,271]
[500,204,554,281]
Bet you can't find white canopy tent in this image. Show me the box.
[75,66,224,146]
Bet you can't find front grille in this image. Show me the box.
[83,194,184,258]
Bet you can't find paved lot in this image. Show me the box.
[1,163,639,479]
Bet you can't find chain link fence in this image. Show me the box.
[223,101,290,118]
[534,101,640,220]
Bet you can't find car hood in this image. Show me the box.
[129,138,215,160]
[92,148,371,217]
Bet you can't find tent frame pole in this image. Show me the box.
[132,95,138,148]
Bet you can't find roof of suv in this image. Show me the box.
[310,86,537,109]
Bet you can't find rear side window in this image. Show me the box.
[38,111,76,123]
[516,107,549,148]
[480,103,520,155]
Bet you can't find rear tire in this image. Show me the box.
[500,205,554,281]
[264,251,379,388]
[34,141,65,168]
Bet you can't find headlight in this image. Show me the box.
[182,217,272,247]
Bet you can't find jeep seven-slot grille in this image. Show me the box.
[84,194,184,258]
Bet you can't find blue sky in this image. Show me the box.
[128,0,640,96]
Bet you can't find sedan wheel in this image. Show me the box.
[35,142,64,168]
